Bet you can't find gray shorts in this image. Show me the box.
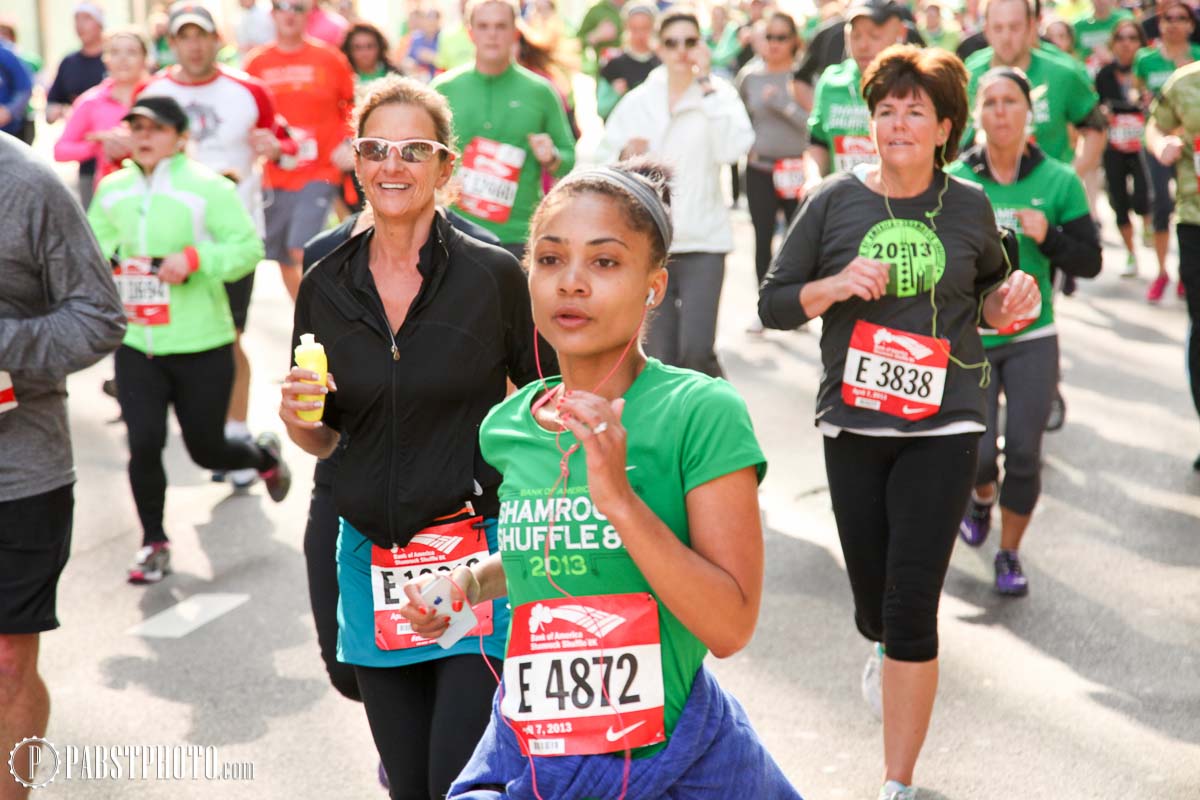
[263,181,336,262]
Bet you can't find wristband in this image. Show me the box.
[183,246,200,274]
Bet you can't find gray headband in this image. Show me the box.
[557,167,673,252]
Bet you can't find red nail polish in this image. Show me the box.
[418,606,428,615]
[452,600,464,613]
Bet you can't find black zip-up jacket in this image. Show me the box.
[292,210,554,549]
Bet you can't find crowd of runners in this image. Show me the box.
[2,0,1199,797]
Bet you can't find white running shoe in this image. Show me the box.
[861,643,883,720]
[1121,254,1138,278]
[228,468,259,489]
[877,780,917,800]
[128,543,171,584]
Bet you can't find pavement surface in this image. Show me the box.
[15,102,1200,798]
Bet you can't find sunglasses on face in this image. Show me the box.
[272,1,310,12]
[764,33,793,42]
[662,36,700,50]
[352,137,452,163]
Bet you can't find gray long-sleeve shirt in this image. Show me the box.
[0,132,126,503]
[736,65,809,169]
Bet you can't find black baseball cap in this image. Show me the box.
[846,0,906,24]
[123,96,190,132]
[168,3,217,35]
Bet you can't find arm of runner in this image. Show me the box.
[193,177,265,283]
[556,393,764,658]
[1,174,126,378]
[1074,127,1106,177]
[701,78,755,165]
[53,100,99,163]
[1036,212,1103,278]
[801,143,828,190]
[539,82,576,177]
[981,270,1041,331]
[279,366,341,454]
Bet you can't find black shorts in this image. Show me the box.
[225,271,256,332]
[0,483,74,634]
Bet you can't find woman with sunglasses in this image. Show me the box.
[735,11,808,333]
[1097,19,1154,276]
[599,6,753,378]
[280,76,549,800]
[1134,0,1200,301]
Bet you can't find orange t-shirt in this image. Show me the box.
[245,39,354,191]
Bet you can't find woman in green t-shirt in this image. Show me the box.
[949,68,1102,595]
[400,160,801,799]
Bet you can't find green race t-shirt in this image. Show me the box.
[1073,9,1133,62]
[1134,44,1200,96]
[1151,60,1200,225]
[965,47,1100,163]
[480,358,766,744]
[948,153,1090,347]
[432,63,577,245]
[807,58,876,174]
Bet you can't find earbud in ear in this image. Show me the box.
[646,288,656,306]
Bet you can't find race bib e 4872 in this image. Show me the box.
[842,320,949,421]
[501,593,666,756]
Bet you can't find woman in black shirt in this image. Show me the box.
[760,46,1039,800]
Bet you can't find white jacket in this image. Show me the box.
[598,66,754,254]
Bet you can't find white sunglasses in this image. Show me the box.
[352,137,454,163]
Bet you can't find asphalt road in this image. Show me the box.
[16,113,1200,799]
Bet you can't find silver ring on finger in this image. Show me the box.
[593,422,608,435]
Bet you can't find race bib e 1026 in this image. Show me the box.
[371,516,494,650]
[501,593,665,756]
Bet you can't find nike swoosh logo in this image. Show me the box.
[625,465,637,472]
[902,405,925,415]
[605,721,645,742]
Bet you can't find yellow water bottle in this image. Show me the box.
[294,333,327,422]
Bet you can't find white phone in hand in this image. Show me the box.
[420,576,478,649]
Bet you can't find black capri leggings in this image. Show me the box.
[1177,224,1200,421]
[823,432,980,663]
[115,344,272,545]
[1103,147,1151,228]
[746,165,800,285]
[356,655,501,800]
[1148,150,1176,233]
[976,336,1059,516]
[303,436,362,703]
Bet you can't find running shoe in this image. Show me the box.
[958,497,992,547]
[745,316,765,335]
[1147,273,1169,303]
[1046,390,1066,432]
[256,431,291,502]
[994,549,1029,597]
[861,643,883,720]
[228,468,259,489]
[128,542,170,584]
[878,781,918,800]
[1121,254,1138,278]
